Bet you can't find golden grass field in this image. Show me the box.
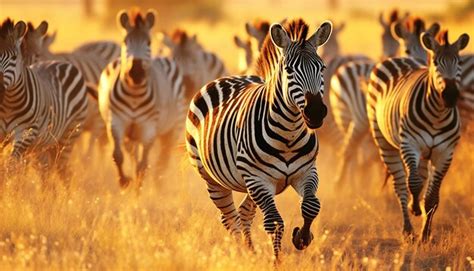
[1,1,474,270]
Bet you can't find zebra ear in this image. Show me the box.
[453,33,469,51]
[426,22,440,37]
[270,23,290,49]
[14,21,27,41]
[378,12,386,27]
[117,10,130,31]
[309,21,332,47]
[391,21,405,40]
[37,21,48,36]
[43,31,56,48]
[145,10,156,29]
[245,22,257,38]
[234,35,247,48]
[421,32,438,52]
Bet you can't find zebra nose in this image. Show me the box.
[442,78,459,108]
[129,59,145,84]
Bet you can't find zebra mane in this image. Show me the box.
[388,9,399,23]
[436,30,449,45]
[256,18,310,80]
[405,17,426,35]
[251,19,271,33]
[0,18,16,45]
[171,29,189,45]
[127,7,146,27]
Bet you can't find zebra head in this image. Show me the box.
[117,9,156,87]
[22,21,48,65]
[245,19,271,50]
[392,17,440,62]
[0,19,27,91]
[379,9,403,59]
[163,29,202,77]
[270,21,332,129]
[421,30,470,108]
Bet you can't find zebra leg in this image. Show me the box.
[8,128,39,173]
[291,166,320,250]
[400,143,423,216]
[136,140,154,189]
[245,177,283,260]
[111,127,132,188]
[238,194,257,250]
[369,121,413,236]
[421,150,454,242]
[335,122,363,185]
[56,122,84,182]
[201,169,242,239]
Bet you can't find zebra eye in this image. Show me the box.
[11,55,17,61]
[285,66,294,73]
[405,50,410,55]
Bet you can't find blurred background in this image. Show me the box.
[2,0,473,72]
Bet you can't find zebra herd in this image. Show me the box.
[0,7,472,262]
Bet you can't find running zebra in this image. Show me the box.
[0,19,88,177]
[329,17,440,184]
[160,29,227,101]
[23,21,120,155]
[367,30,469,241]
[98,9,185,189]
[186,19,332,260]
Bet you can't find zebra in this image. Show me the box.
[98,9,185,189]
[328,17,440,184]
[367,30,469,241]
[40,27,120,155]
[160,29,227,101]
[0,18,88,177]
[186,19,332,261]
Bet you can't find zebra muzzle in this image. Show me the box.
[442,78,459,108]
[303,92,327,129]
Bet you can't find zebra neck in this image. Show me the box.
[267,69,305,137]
[1,68,28,110]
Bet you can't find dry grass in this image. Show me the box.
[0,132,472,270]
[1,1,474,270]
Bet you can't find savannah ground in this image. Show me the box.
[1,0,473,270]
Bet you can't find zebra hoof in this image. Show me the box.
[119,176,132,189]
[292,227,313,250]
[409,199,422,216]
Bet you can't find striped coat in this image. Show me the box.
[98,9,185,189]
[186,19,332,261]
[367,31,469,241]
[0,19,88,176]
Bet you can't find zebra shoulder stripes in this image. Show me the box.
[0,19,88,176]
[186,19,331,261]
[98,9,185,189]
[367,30,469,241]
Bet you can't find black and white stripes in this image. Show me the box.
[0,19,88,177]
[367,30,469,241]
[98,9,185,189]
[186,19,332,260]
